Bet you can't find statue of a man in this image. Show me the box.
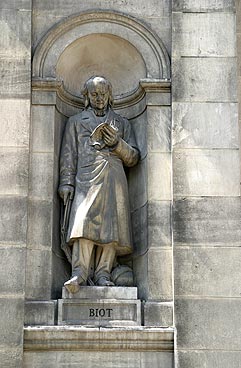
[58,76,139,293]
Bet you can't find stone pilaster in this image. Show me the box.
[0,1,32,366]
[172,1,241,366]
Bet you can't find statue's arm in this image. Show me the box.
[111,118,139,167]
[58,117,77,201]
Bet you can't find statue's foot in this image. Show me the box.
[96,276,115,287]
[64,276,82,294]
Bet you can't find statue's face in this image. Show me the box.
[88,81,109,111]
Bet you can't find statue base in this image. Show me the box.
[58,286,141,327]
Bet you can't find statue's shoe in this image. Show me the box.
[96,276,115,287]
[64,276,81,294]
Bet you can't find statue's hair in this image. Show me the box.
[82,76,114,108]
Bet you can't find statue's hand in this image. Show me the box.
[58,185,74,205]
[102,125,119,147]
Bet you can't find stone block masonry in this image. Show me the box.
[172,1,241,367]
[0,2,32,367]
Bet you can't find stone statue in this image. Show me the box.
[58,76,139,293]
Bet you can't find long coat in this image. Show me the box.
[59,107,139,257]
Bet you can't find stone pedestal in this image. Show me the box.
[58,287,141,327]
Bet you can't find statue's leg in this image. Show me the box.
[94,244,116,286]
[64,238,94,293]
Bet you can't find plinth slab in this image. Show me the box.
[58,299,141,327]
[62,286,138,300]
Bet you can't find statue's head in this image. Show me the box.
[82,76,113,111]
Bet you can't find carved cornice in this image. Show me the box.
[24,326,174,352]
[32,78,171,110]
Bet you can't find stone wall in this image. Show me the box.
[0,1,240,367]
[0,1,31,367]
[237,0,241,164]
[25,1,174,367]
[173,1,241,367]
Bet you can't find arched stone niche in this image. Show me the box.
[56,33,146,97]
[30,10,172,324]
[33,10,170,79]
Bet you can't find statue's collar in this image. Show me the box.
[90,107,108,117]
[88,108,114,123]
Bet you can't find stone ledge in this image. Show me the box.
[24,326,174,352]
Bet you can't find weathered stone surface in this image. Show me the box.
[140,352,174,368]
[148,153,172,200]
[173,197,241,245]
[133,252,148,300]
[0,147,29,196]
[173,0,235,12]
[237,0,241,32]
[24,301,56,326]
[29,153,54,200]
[131,203,148,256]
[144,302,173,327]
[128,158,147,211]
[24,350,174,368]
[116,99,146,121]
[172,58,237,102]
[173,149,240,196]
[0,347,23,368]
[148,200,172,247]
[58,299,141,326]
[173,102,239,149]
[0,9,31,58]
[54,109,67,157]
[0,3,31,368]
[237,33,241,76]
[175,298,241,350]
[147,107,171,152]
[0,1,31,10]
[62,286,138,300]
[173,13,236,57]
[177,350,241,368]
[142,16,171,54]
[27,199,52,249]
[24,326,174,352]
[0,247,25,294]
[33,0,171,16]
[175,247,241,297]
[239,78,241,117]
[0,99,30,147]
[57,34,146,97]
[35,19,166,81]
[32,0,171,47]
[146,92,171,106]
[32,89,57,105]
[25,249,52,300]
[131,113,147,160]
[0,58,30,98]
[0,298,24,345]
[0,196,27,244]
[148,249,173,300]
[31,106,55,153]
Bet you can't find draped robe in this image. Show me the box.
[59,108,139,258]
